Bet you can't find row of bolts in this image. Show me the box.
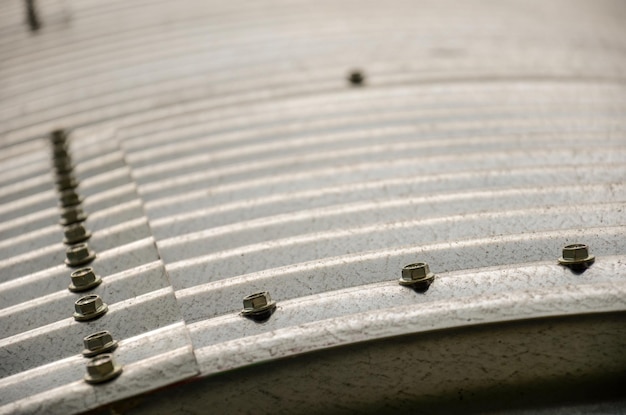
[49,131,596,385]
[49,130,287,384]
[51,130,121,384]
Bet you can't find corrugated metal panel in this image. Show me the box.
[0,134,198,413]
[1,0,625,413]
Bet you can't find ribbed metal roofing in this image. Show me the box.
[1,0,625,413]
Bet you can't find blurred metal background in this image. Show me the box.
[0,0,625,413]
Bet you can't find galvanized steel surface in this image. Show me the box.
[1,0,626,413]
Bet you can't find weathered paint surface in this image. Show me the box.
[1,0,625,413]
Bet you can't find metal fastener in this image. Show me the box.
[51,136,68,149]
[59,189,82,208]
[65,243,96,267]
[241,291,276,318]
[558,243,595,268]
[63,223,91,244]
[74,294,108,321]
[50,129,67,145]
[60,206,87,226]
[399,262,435,287]
[347,70,365,86]
[52,147,70,162]
[55,174,78,192]
[25,0,41,32]
[69,267,101,292]
[53,152,73,171]
[54,162,73,175]
[55,166,73,176]
[82,331,118,357]
[84,354,123,384]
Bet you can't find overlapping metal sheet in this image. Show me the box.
[1,0,625,413]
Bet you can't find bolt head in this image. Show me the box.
[65,243,95,267]
[399,262,435,286]
[59,189,82,208]
[56,175,78,192]
[83,331,118,357]
[348,70,365,86]
[51,139,68,151]
[52,139,69,154]
[244,292,270,309]
[50,129,67,145]
[69,267,101,292]
[63,223,91,244]
[75,294,102,314]
[73,294,108,321]
[84,354,122,384]
[84,331,112,350]
[562,244,589,261]
[558,243,595,267]
[53,156,73,173]
[242,291,276,316]
[60,206,86,226]
[52,148,70,162]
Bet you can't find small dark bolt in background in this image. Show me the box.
[25,0,40,31]
[347,70,365,86]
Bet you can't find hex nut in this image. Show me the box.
[55,174,78,192]
[65,243,96,267]
[84,354,123,384]
[74,294,108,321]
[63,223,91,245]
[347,70,365,86]
[60,206,87,226]
[50,129,67,145]
[241,291,276,317]
[59,189,82,208]
[52,145,70,161]
[558,243,595,268]
[51,139,68,151]
[69,267,101,292]
[399,262,435,286]
[53,156,73,174]
[82,331,118,357]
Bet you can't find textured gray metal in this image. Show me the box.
[0,131,197,413]
[1,0,626,414]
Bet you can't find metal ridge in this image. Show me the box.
[167,226,625,293]
[1,0,625,412]
[147,164,626,230]
[135,144,626,197]
[153,182,625,241]
[193,281,626,375]
[5,76,626,146]
[143,159,625,214]
[181,256,626,324]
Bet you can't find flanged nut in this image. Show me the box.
[51,136,68,149]
[241,291,276,317]
[50,129,68,145]
[59,189,82,208]
[399,262,435,287]
[52,142,71,160]
[55,174,78,192]
[84,354,122,384]
[347,69,365,86]
[60,206,87,226]
[63,223,91,245]
[82,331,118,357]
[65,243,95,267]
[558,243,595,268]
[74,294,108,321]
[53,156,73,174]
[69,267,101,292]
